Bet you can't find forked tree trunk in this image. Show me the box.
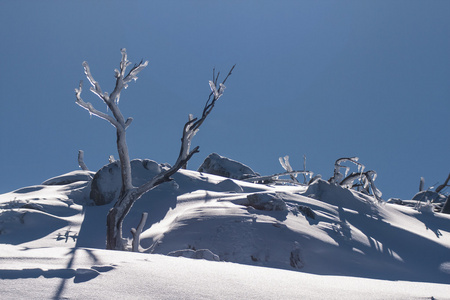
[76,49,234,251]
[106,189,138,250]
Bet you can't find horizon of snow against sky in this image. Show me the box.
[0,1,449,200]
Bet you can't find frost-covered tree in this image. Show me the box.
[75,49,234,250]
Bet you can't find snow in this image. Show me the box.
[1,159,450,299]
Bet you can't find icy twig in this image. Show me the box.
[436,173,450,194]
[75,81,119,127]
[341,170,382,203]
[279,156,299,183]
[243,170,313,184]
[330,157,365,185]
[136,65,235,196]
[197,64,235,130]
[111,48,148,104]
[82,61,109,103]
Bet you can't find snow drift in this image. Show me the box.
[1,155,450,298]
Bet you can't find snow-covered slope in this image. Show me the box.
[1,164,449,299]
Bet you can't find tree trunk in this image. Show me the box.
[116,127,133,197]
[106,188,140,250]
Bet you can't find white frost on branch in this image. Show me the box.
[330,157,365,185]
[209,81,226,100]
[340,170,382,203]
[279,155,299,183]
[364,170,382,202]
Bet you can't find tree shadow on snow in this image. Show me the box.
[0,247,115,300]
[321,207,450,284]
[52,247,115,299]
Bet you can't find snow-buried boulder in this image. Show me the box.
[216,179,244,193]
[238,192,288,211]
[197,153,259,180]
[167,249,220,261]
[90,159,165,206]
[303,179,375,214]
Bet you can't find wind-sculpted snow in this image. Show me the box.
[1,166,450,290]
[41,170,95,186]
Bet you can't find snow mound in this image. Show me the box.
[240,192,288,211]
[216,179,244,193]
[41,170,95,185]
[412,191,447,203]
[1,163,450,285]
[167,248,220,261]
[198,153,259,180]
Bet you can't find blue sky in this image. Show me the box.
[1,1,449,200]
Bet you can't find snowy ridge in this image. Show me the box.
[1,165,450,298]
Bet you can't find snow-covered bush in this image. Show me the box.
[406,173,450,213]
[326,157,382,202]
[329,157,364,185]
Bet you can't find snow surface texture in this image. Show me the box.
[1,156,450,299]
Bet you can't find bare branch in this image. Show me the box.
[125,117,133,129]
[124,60,149,85]
[195,64,236,131]
[136,65,235,196]
[110,48,148,104]
[131,212,148,252]
[330,157,365,184]
[242,170,314,184]
[82,61,110,104]
[436,173,450,194]
[75,81,119,127]
[279,155,299,183]
[78,150,89,171]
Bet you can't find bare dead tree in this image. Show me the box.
[75,48,234,250]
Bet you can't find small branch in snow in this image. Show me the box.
[279,155,299,183]
[75,81,119,128]
[436,173,450,194]
[330,157,365,185]
[131,212,148,252]
[78,150,89,171]
[243,170,313,185]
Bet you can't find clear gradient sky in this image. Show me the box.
[1,1,449,200]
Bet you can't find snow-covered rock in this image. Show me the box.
[167,248,220,261]
[216,179,244,193]
[245,192,288,211]
[197,153,259,180]
[89,159,165,206]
